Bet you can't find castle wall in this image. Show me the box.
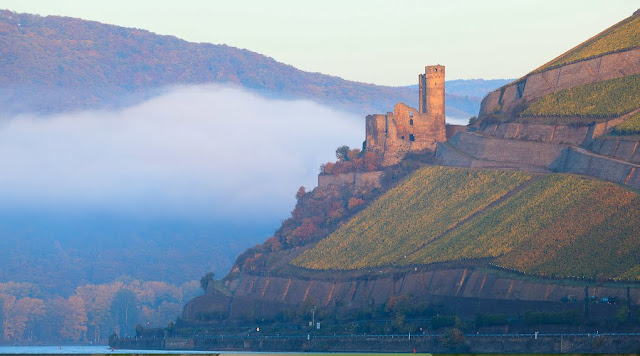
[366,102,446,166]
[445,124,468,139]
[479,47,640,119]
[365,114,387,155]
[317,171,384,189]
[365,66,447,166]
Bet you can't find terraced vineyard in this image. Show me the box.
[520,73,640,120]
[533,13,640,73]
[293,167,531,270]
[295,168,640,281]
[613,110,640,135]
[407,174,640,280]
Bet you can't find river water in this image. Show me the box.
[0,346,419,355]
[0,346,216,354]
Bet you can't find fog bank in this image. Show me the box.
[0,85,363,221]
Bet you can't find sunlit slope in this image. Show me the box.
[614,111,640,135]
[521,73,640,121]
[295,169,640,281]
[293,167,532,270]
[408,174,640,280]
[533,13,640,73]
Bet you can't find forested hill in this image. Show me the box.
[0,10,503,119]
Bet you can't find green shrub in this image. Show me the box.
[523,310,583,326]
[431,314,457,329]
[475,313,509,327]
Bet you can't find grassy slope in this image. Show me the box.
[295,168,640,281]
[613,110,640,135]
[533,13,640,73]
[485,13,640,125]
[293,167,532,270]
[521,74,640,119]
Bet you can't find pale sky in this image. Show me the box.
[1,0,638,85]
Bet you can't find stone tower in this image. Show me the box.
[419,65,445,121]
[365,65,446,166]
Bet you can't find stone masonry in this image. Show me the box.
[365,65,446,166]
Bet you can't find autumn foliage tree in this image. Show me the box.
[322,145,382,175]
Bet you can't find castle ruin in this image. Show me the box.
[365,65,447,166]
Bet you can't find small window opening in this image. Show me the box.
[409,134,415,142]
[434,68,438,72]
[409,111,413,118]
[401,136,405,140]
[410,119,414,126]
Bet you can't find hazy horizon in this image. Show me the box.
[1,0,637,85]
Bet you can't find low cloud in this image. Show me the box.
[0,85,363,222]
[446,116,470,126]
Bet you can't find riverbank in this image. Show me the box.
[112,333,640,353]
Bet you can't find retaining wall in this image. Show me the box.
[317,171,383,189]
[479,47,640,118]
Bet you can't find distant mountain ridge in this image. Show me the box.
[0,10,506,119]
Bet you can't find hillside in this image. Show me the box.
[169,10,640,345]
[293,167,531,270]
[478,10,640,126]
[294,166,640,281]
[520,73,640,119]
[532,13,640,73]
[0,10,496,119]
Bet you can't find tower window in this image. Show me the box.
[434,68,438,72]
[409,111,413,118]
[410,119,414,125]
[409,134,415,142]
[401,136,405,140]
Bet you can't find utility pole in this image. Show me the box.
[584,286,589,319]
[627,286,632,320]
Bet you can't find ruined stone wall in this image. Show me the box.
[317,171,384,189]
[445,124,468,139]
[366,103,446,166]
[365,114,387,155]
[479,47,640,118]
[365,66,446,166]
